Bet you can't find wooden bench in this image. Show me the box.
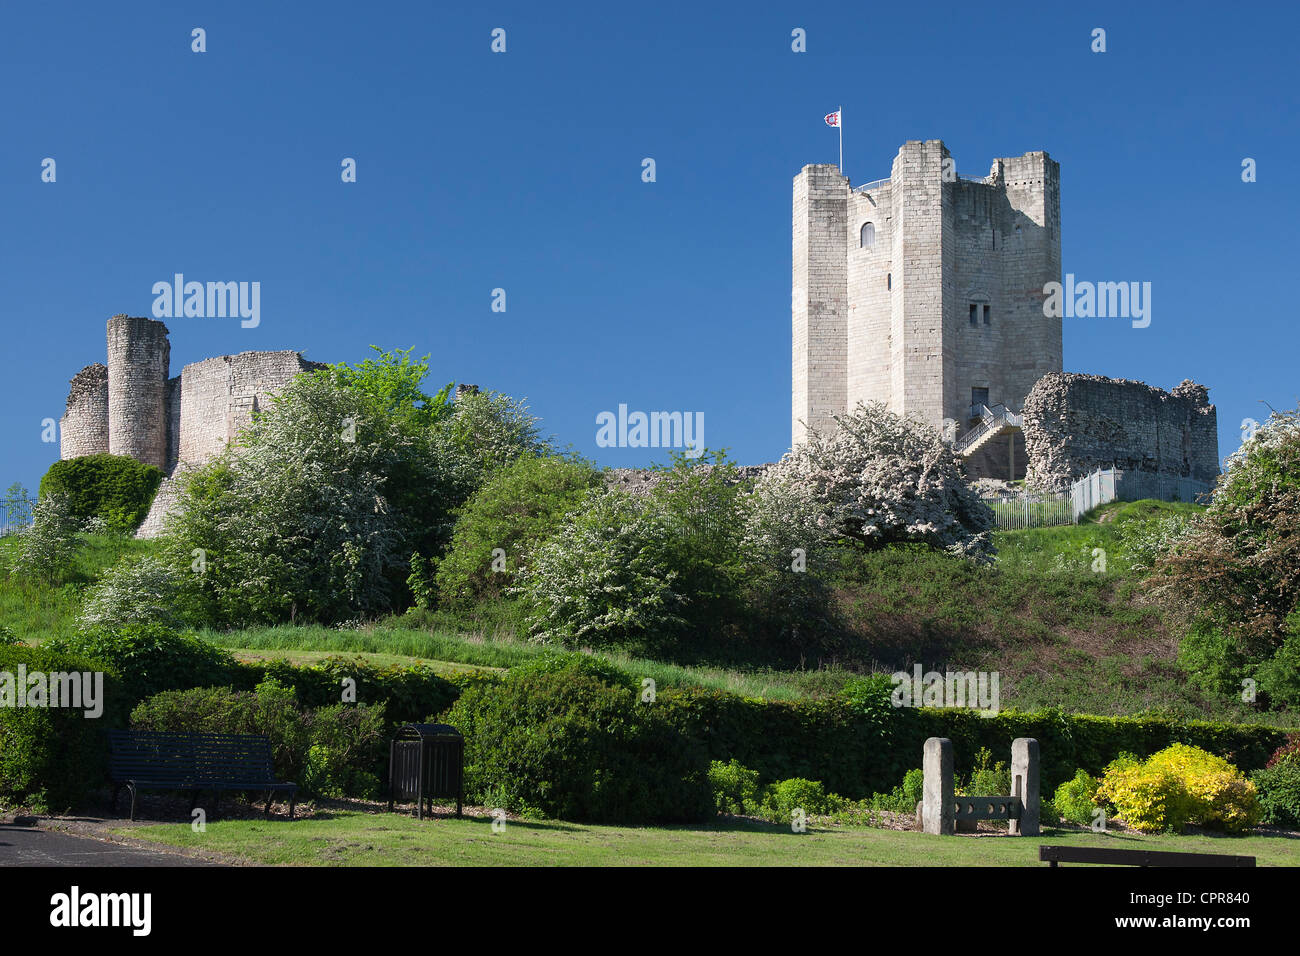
[1040,845,1255,867]
[109,730,297,821]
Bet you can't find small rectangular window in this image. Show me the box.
[969,304,978,326]
[983,304,991,325]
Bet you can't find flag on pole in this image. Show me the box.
[825,107,844,174]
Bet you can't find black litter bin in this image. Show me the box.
[387,724,464,819]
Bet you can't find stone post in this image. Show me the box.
[921,737,954,835]
[1008,737,1040,836]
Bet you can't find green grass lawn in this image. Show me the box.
[116,808,1300,866]
[207,624,861,700]
[228,646,504,675]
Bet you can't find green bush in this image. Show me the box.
[514,487,689,650]
[959,747,1011,796]
[708,759,763,815]
[0,645,125,812]
[1251,758,1300,828]
[235,655,488,725]
[902,767,925,807]
[506,650,636,692]
[48,624,238,706]
[865,769,925,814]
[1251,734,1300,827]
[39,454,164,533]
[435,453,600,607]
[1051,769,1101,825]
[300,704,388,798]
[762,777,842,820]
[445,659,712,823]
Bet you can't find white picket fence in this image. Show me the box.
[989,496,1075,530]
[989,468,1215,531]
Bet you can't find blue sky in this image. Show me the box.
[2,0,1297,496]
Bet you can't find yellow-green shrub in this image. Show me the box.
[1094,744,1261,833]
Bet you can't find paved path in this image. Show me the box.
[0,826,217,867]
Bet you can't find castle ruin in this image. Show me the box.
[60,314,326,534]
[793,140,1218,487]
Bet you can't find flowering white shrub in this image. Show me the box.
[748,402,995,564]
[9,493,81,581]
[514,487,688,649]
[79,556,195,630]
[1118,512,1193,572]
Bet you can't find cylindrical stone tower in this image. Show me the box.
[59,363,110,459]
[107,314,170,470]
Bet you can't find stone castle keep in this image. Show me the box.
[61,314,325,476]
[793,140,1218,485]
[54,145,1219,524]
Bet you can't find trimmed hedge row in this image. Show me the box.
[655,687,1292,798]
[0,645,126,812]
[50,624,502,724]
[229,657,500,726]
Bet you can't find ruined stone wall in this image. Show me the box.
[59,363,110,459]
[107,315,170,470]
[177,350,322,468]
[165,375,182,474]
[1022,373,1219,491]
[605,464,771,496]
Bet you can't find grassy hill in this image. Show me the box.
[1,499,1286,723]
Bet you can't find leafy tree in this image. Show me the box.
[642,451,748,640]
[436,388,546,491]
[1150,405,1300,707]
[327,345,452,428]
[163,368,461,624]
[435,453,601,607]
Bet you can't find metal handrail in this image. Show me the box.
[954,404,1022,454]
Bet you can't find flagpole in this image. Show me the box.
[838,105,843,176]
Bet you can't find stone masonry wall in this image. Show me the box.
[60,316,329,537]
[1022,373,1219,492]
[793,141,1061,449]
[59,363,110,459]
[107,315,170,470]
[792,164,849,444]
[605,464,772,496]
[178,350,325,468]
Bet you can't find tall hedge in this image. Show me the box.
[0,645,125,812]
[654,687,1291,798]
[39,453,164,532]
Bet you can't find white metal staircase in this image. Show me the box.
[954,404,1023,458]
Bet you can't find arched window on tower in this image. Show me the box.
[860,222,875,248]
